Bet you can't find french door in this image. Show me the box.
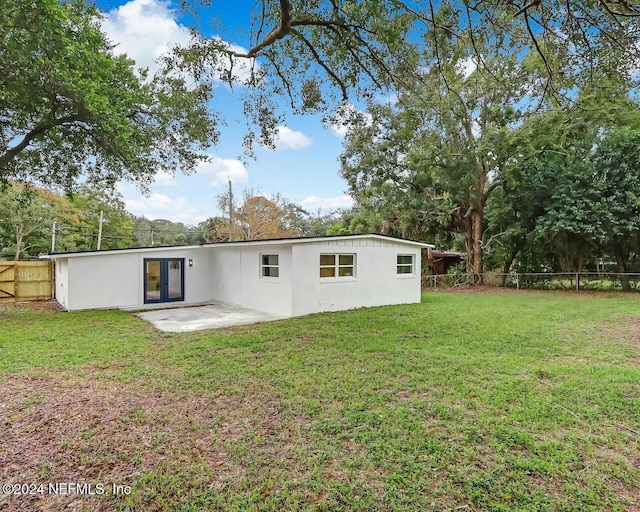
[144,258,184,304]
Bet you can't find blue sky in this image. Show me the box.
[94,0,356,224]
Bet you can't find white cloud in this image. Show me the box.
[301,195,354,211]
[326,104,373,138]
[150,170,179,188]
[269,126,312,150]
[195,156,249,186]
[457,57,477,79]
[374,92,399,106]
[102,0,191,76]
[125,193,205,223]
[102,0,256,84]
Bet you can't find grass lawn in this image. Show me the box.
[0,290,639,511]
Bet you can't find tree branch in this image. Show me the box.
[290,28,349,102]
[523,11,554,78]
[246,0,292,57]
[483,181,501,202]
[0,113,84,170]
[513,0,541,17]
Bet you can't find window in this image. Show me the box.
[261,254,279,278]
[320,254,355,278]
[397,254,415,275]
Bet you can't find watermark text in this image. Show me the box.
[2,482,131,496]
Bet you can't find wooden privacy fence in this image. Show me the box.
[0,261,53,302]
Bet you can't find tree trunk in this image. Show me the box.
[14,225,23,261]
[470,162,488,280]
[472,208,483,275]
[460,161,494,282]
[501,241,523,286]
[613,242,631,292]
[463,216,473,273]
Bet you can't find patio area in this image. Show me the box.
[134,302,287,332]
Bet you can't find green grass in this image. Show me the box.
[1,291,639,511]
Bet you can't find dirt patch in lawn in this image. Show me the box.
[435,285,561,296]
[434,285,518,295]
[595,315,640,343]
[5,300,65,313]
[0,374,283,511]
[555,315,640,364]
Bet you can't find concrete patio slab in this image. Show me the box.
[135,302,287,332]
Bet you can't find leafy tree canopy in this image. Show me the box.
[214,190,305,241]
[484,100,640,280]
[0,181,135,259]
[175,0,639,145]
[0,0,218,191]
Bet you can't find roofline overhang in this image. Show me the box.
[40,233,434,260]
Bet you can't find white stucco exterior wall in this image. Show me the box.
[291,239,422,317]
[67,253,139,310]
[209,245,293,317]
[240,244,293,317]
[209,247,242,306]
[50,235,427,314]
[63,247,215,311]
[55,259,69,310]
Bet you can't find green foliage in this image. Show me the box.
[174,0,638,146]
[132,217,206,247]
[66,184,135,251]
[326,223,349,236]
[0,181,136,258]
[0,0,217,191]
[341,48,535,271]
[484,95,640,275]
[0,183,58,259]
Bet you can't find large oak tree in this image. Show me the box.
[177,0,639,140]
[0,0,218,191]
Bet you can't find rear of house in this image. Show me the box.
[47,234,431,317]
[290,237,424,316]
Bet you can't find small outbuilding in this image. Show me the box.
[44,234,432,317]
[426,248,466,275]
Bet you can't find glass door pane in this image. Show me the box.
[145,260,161,302]
[167,259,183,299]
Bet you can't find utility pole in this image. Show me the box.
[228,177,233,242]
[97,210,104,250]
[51,221,56,253]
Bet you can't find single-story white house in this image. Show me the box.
[42,234,432,316]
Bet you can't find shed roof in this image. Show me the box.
[41,233,433,259]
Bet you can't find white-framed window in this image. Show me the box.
[320,253,356,278]
[397,254,415,275]
[260,254,279,278]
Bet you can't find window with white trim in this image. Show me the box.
[320,254,355,278]
[397,254,415,275]
[261,254,279,278]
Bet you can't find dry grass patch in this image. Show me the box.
[0,374,286,511]
[555,314,640,365]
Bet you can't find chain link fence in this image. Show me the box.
[422,272,640,292]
